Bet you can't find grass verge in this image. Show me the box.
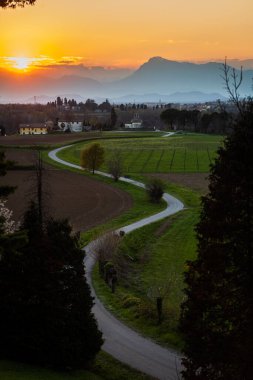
[0,351,154,380]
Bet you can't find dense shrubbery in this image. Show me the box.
[145,178,165,203]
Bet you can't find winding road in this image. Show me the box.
[48,145,184,380]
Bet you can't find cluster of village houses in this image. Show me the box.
[19,114,143,135]
[18,120,88,135]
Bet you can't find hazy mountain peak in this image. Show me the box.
[148,56,167,63]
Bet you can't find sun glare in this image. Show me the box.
[13,57,31,71]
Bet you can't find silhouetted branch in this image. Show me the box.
[221,58,243,116]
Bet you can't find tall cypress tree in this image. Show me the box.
[180,101,253,379]
[0,151,15,197]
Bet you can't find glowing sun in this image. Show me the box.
[13,57,30,70]
[11,57,32,71]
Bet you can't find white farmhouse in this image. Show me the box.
[125,114,143,129]
[58,121,83,133]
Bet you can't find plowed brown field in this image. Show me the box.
[1,150,132,232]
[0,132,99,147]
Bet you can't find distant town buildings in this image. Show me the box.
[58,121,83,133]
[125,114,143,129]
[19,123,48,135]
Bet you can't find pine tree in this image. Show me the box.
[180,100,253,379]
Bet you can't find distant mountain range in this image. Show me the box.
[0,57,252,103]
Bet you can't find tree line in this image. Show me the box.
[160,107,233,134]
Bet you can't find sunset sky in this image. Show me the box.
[0,0,252,73]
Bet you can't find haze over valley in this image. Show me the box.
[1,57,253,103]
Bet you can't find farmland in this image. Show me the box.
[58,133,223,174]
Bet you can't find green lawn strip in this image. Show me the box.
[92,182,200,350]
[93,352,154,380]
[0,351,153,380]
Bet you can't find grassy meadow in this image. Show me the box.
[57,132,223,174]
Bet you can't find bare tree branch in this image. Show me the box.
[221,57,244,116]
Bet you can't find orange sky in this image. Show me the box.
[0,0,252,71]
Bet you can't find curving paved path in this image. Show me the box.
[48,145,184,380]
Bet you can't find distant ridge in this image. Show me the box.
[112,57,253,96]
[1,57,252,103]
[111,91,227,104]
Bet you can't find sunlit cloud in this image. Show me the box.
[0,56,84,72]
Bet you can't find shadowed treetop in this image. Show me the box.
[0,0,36,8]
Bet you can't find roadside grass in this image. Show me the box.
[92,182,200,350]
[58,133,223,174]
[0,352,153,380]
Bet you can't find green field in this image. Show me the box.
[58,133,223,174]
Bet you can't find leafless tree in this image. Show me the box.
[147,272,179,324]
[221,57,244,116]
[107,149,124,181]
[91,231,121,279]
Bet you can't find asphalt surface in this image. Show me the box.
[49,145,184,380]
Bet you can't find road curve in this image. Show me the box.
[48,145,184,380]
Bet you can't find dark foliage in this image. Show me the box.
[146,178,165,203]
[81,142,105,174]
[0,151,16,197]
[160,108,232,134]
[0,0,36,8]
[180,101,253,379]
[0,202,103,369]
[110,107,118,128]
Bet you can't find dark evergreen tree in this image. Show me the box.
[0,151,15,197]
[110,107,117,129]
[56,96,63,107]
[0,156,103,369]
[180,100,253,379]
[0,201,103,369]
